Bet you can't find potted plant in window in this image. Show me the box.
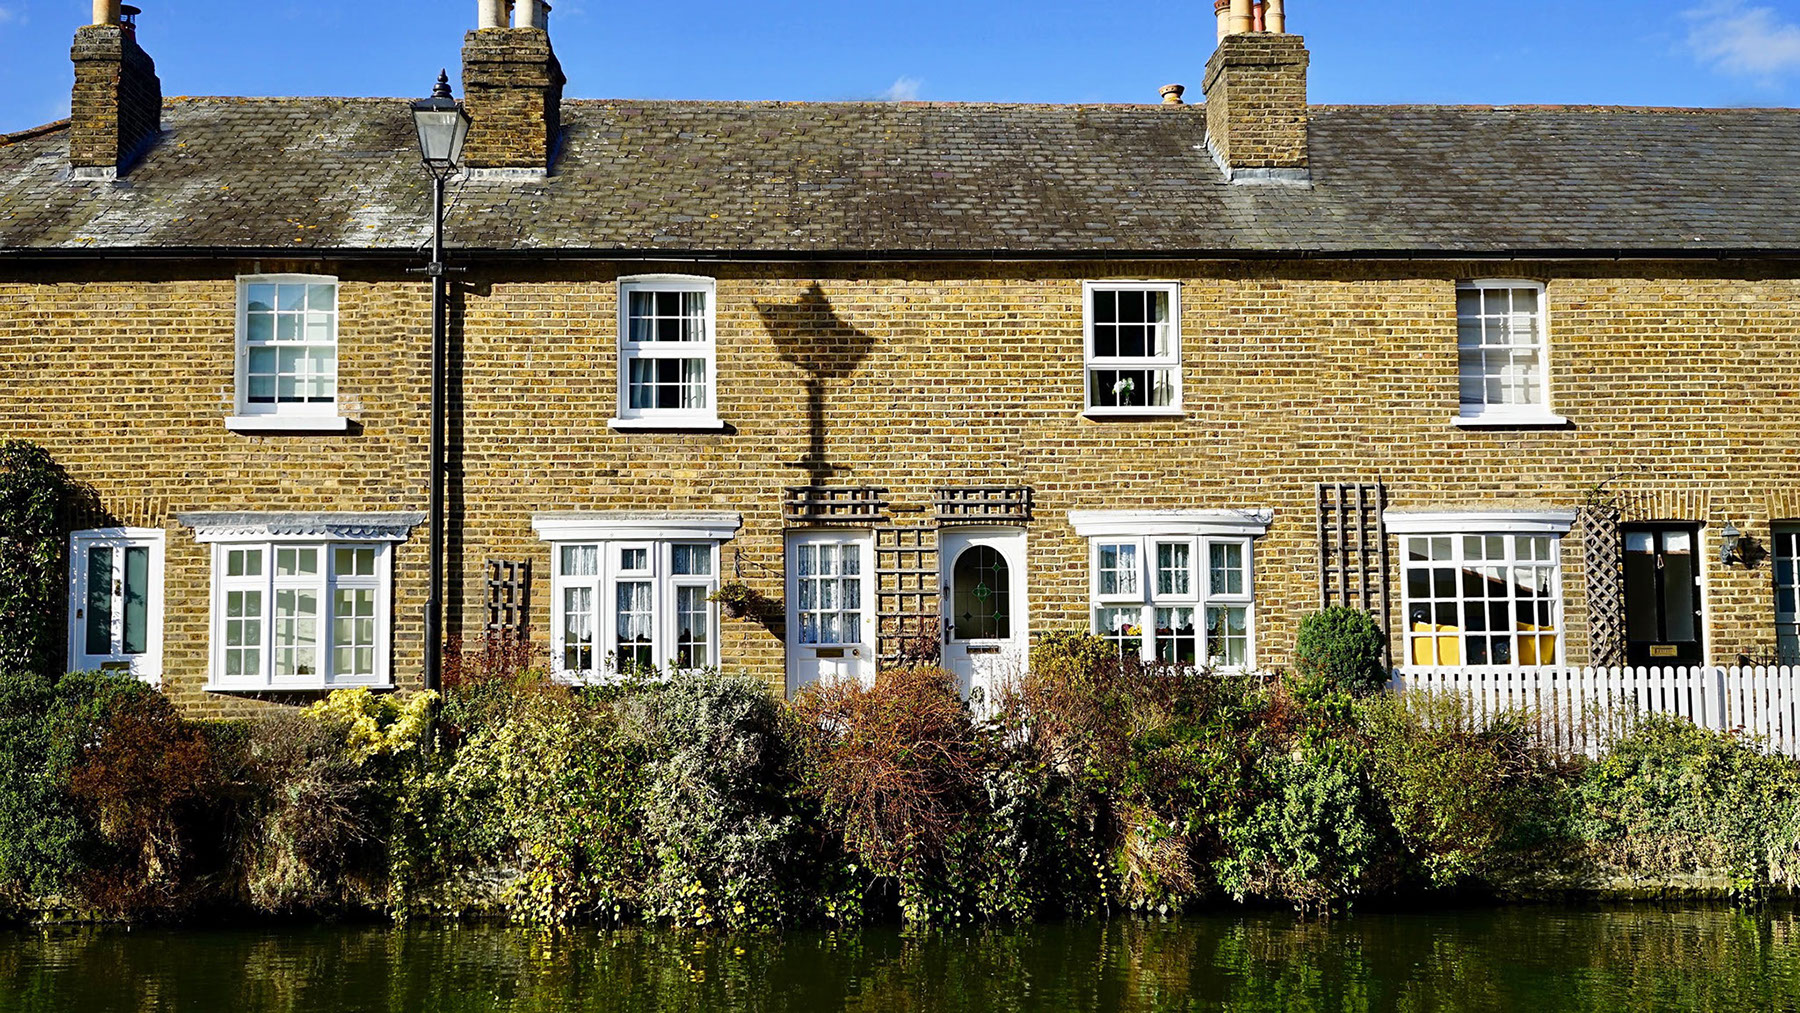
[709,581,758,620]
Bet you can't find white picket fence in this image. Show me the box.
[1390,666,1800,759]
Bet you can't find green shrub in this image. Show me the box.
[1293,608,1389,696]
[1362,694,1573,887]
[1575,716,1800,894]
[619,671,808,927]
[0,443,83,678]
[441,689,650,923]
[1211,735,1386,912]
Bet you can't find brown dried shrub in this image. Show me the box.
[790,667,983,875]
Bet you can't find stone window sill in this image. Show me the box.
[607,417,728,432]
[225,415,353,434]
[1453,413,1572,430]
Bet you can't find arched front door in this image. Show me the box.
[939,529,1028,703]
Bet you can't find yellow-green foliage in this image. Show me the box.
[304,689,437,766]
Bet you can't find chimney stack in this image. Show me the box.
[462,0,565,176]
[1203,0,1309,183]
[70,2,161,179]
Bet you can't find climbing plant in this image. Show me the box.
[0,441,78,677]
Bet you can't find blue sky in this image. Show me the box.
[3,0,1799,132]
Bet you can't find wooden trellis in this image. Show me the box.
[934,487,1034,525]
[485,559,531,639]
[1316,482,1390,631]
[783,486,890,526]
[1580,501,1626,668]
[876,525,941,665]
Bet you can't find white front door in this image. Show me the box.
[786,530,877,694]
[940,528,1028,704]
[68,529,164,682]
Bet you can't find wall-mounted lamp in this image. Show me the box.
[1721,522,1756,567]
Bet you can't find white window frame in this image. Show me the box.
[1082,281,1183,418]
[785,530,877,683]
[67,528,165,685]
[535,512,740,683]
[1453,279,1567,428]
[226,274,350,433]
[1388,510,1575,672]
[611,275,723,431]
[203,540,395,691]
[1071,510,1271,671]
[1775,526,1800,665]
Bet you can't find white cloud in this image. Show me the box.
[0,5,23,26]
[880,76,923,102]
[1686,0,1800,77]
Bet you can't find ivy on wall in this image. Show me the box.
[0,442,80,678]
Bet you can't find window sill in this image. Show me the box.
[607,417,728,432]
[1079,409,1188,421]
[206,680,393,694]
[225,415,353,434]
[1453,413,1571,430]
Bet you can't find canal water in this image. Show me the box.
[1,906,1796,1011]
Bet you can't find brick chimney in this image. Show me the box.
[70,1,162,179]
[462,0,566,177]
[1203,0,1309,184]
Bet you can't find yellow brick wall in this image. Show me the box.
[3,257,1798,711]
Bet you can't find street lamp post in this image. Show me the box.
[411,71,470,693]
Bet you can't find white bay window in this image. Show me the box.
[180,512,422,692]
[1071,510,1270,670]
[536,512,741,681]
[1388,510,1575,670]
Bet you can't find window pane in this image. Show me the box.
[332,587,376,679]
[676,585,711,670]
[1099,543,1139,598]
[620,547,649,572]
[950,546,1010,641]
[85,547,113,657]
[1155,606,1197,666]
[1156,542,1190,597]
[274,589,318,678]
[226,590,263,680]
[560,545,598,578]
[615,581,654,673]
[1210,542,1245,596]
[563,586,594,674]
[122,546,149,656]
[672,544,712,576]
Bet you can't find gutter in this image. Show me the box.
[5,246,1800,265]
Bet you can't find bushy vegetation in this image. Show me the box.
[4,625,1800,926]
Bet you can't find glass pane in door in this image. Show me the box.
[951,546,1010,641]
[85,546,113,657]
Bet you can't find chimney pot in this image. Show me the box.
[1229,0,1254,35]
[92,0,118,26]
[519,0,549,30]
[1267,0,1286,33]
[1160,84,1186,105]
[477,0,506,29]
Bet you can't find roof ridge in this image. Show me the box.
[1,119,70,145]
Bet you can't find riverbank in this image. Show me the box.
[5,906,1799,1012]
[5,630,1799,930]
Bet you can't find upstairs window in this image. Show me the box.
[615,276,720,429]
[1456,281,1557,424]
[1084,282,1181,415]
[232,275,343,431]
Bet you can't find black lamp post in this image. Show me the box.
[411,71,470,693]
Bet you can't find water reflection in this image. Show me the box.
[1,908,1797,1012]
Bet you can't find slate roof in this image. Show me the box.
[1,96,1797,258]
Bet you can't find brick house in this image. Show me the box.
[3,1,1800,717]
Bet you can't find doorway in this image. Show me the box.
[1623,523,1704,666]
[939,529,1028,704]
